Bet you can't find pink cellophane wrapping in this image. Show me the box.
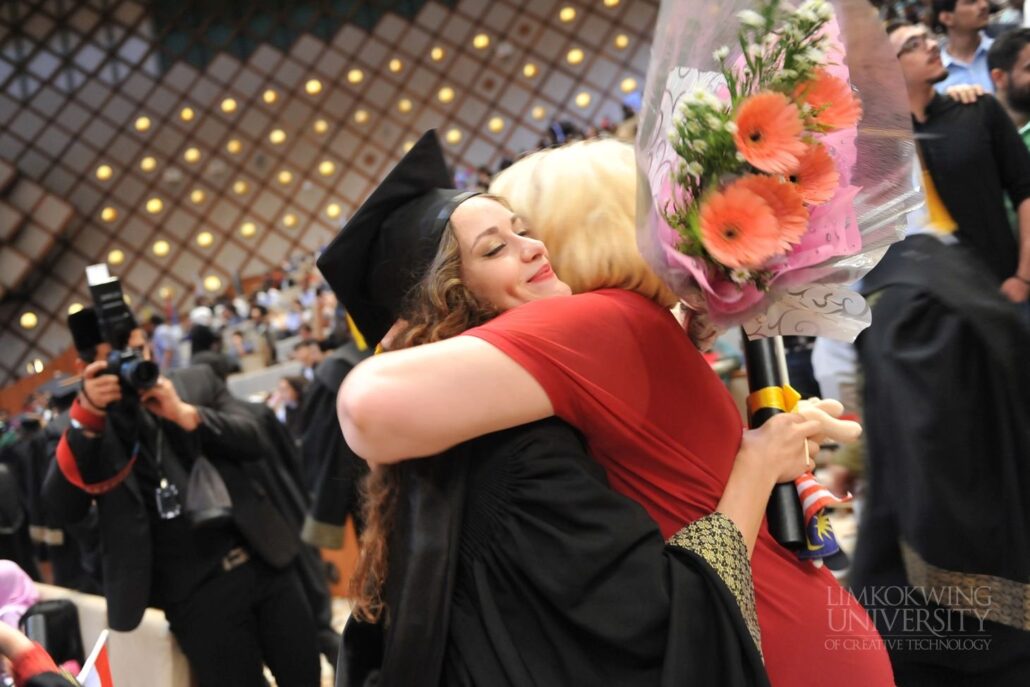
[636,0,922,341]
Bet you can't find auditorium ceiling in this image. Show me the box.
[0,0,655,386]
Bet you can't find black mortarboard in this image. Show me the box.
[38,373,81,408]
[316,130,479,347]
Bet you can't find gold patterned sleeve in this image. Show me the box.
[666,512,762,653]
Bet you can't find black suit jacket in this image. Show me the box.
[42,365,299,631]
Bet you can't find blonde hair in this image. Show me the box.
[490,138,677,308]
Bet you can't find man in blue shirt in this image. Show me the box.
[933,0,996,93]
[149,314,183,371]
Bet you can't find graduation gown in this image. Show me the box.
[853,234,1030,684]
[36,413,102,593]
[238,400,340,666]
[301,342,372,547]
[0,432,42,582]
[339,419,769,687]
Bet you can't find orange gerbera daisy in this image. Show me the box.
[794,69,863,131]
[733,175,809,247]
[733,92,807,174]
[698,184,782,270]
[789,143,839,205]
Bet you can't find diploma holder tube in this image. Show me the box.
[742,333,806,549]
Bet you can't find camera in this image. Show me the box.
[67,264,160,396]
[105,348,159,393]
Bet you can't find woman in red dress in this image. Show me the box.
[338,138,894,686]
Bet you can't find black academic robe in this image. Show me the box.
[339,419,769,687]
[853,234,1030,685]
[301,342,372,546]
[239,401,340,667]
[0,459,41,581]
[36,412,103,593]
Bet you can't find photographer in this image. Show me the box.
[41,304,319,687]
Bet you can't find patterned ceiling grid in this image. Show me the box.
[0,0,657,387]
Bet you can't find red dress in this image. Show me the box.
[466,289,894,686]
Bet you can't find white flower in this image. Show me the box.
[692,88,713,104]
[736,152,746,163]
[747,44,764,60]
[796,8,818,23]
[724,121,738,134]
[668,130,679,144]
[799,0,833,21]
[694,139,708,153]
[805,47,825,64]
[712,46,730,62]
[706,114,723,129]
[787,25,802,39]
[686,162,704,177]
[737,9,765,27]
[794,54,814,71]
[730,268,753,285]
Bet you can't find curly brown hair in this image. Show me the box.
[348,196,505,624]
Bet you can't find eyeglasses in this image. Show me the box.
[897,32,935,57]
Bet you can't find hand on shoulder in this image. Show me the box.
[944,83,984,105]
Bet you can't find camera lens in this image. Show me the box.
[126,359,160,390]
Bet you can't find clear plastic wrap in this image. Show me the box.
[636,0,923,341]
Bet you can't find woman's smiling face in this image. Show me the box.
[450,195,571,312]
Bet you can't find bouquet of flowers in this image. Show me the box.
[637,0,920,341]
[636,0,921,558]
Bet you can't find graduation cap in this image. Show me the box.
[16,412,43,431]
[316,130,479,348]
[37,373,82,406]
